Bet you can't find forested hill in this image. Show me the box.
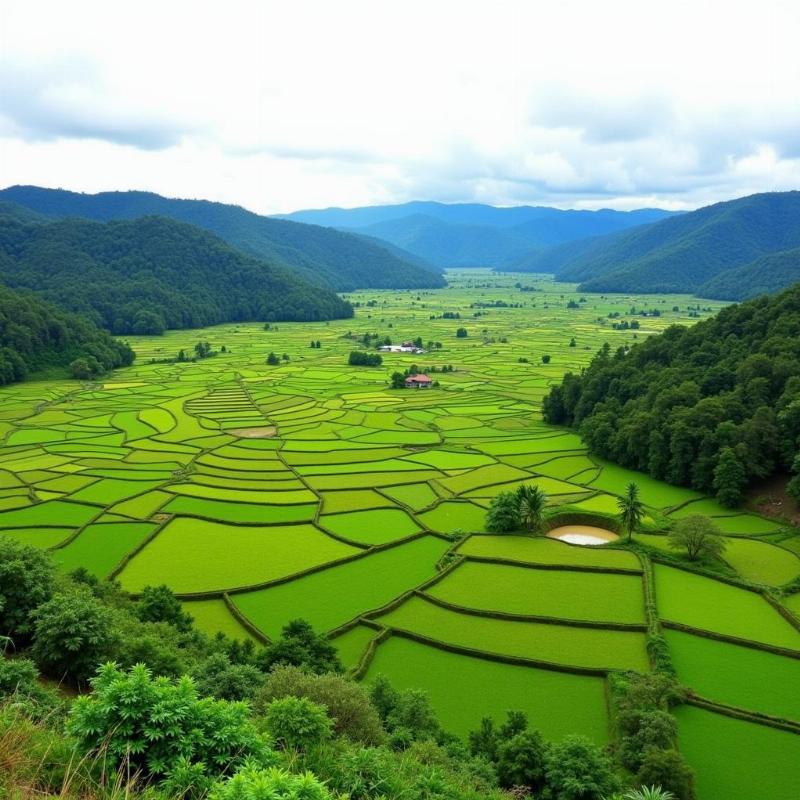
[0,283,134,385]
[0,212,353,335]
[0,186,444,291]
[543,282,800,507]
[536,191,800,296]
[699,245,800,300]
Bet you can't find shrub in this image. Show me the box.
[31,589,117,685]
[209,762,332,800]
[258,619,342,675]
[496,730,548,792]
[0,537,54,641]
[636,748,695,800]
[256,664,385,745]
[193,652,266,701]
[136,584,193,632]
[485,491,521,533]
[262,696,333,751]
[67,663,272,787]
[544,736,619,800]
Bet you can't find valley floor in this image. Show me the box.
[1,270,798,800]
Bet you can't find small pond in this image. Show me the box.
[546,525,619,546]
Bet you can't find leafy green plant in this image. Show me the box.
[67,663,273,787]
[209,761,333,800]
[262,696,333,751]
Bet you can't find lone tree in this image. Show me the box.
[266,351,280,365]
[456,327,468,338]
[516,484,548,533]
[617,482,645,542]
[486,491,521,533]
[713,447,747,508]
[390,372,406,389]
[668,515,726,562]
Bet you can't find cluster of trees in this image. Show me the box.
[486,485,548,533]
[543,283,800,506]
[0,283,133,385]
[349,350,383,367]
[0,212,353,335]
[267,352,290,365]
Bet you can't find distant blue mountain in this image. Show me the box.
[277,202,677,267]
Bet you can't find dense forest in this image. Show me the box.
[543,283,800,506]
[0,283,134,384]
[699,245,800,300]
[515,192,800,298]
[0,212,353,334]
[0,187,445,291]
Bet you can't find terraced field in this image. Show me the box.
[1,270,799,799]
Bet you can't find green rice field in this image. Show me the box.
[1,269,798,795]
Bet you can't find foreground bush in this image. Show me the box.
[67,663,273,788]
[209,762,333,800]
[0,537,54,641]
[256,665,385,745]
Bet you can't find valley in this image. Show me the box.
[2,270,798,799]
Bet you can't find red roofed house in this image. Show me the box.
[405,374,432,389]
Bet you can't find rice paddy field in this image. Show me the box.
[1,269,799,798]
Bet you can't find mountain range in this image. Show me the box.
[278,201,677,268]
[0,186,444,292]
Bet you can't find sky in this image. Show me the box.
[1,0,799,215]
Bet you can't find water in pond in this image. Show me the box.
[546,525,619,546]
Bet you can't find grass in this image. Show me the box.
[417,501,487,533]
[654,563,800,650]
[51,522,157,578]
[319,508,421,545]
[721,537,800,586]
[426,560,646,624]
[232,535,451,638]
[674,704,800,800]
[117,519,359,593]
[665,629,800,722]
[457,534,640,570]
[363,635,610,742]
[331,623,378,669]
[181,598,260,642]
[376,594,649,672]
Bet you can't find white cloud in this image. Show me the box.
[0,0,799,212]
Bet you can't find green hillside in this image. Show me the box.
[0,282,133,384]
[0,212,353,334]
[0,186,444,291]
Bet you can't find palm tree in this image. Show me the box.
[624,787,675,800]
[516,484,548,533]
[617,482,645,542]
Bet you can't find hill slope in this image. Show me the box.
[280,202,676,268]
[0,186,444,291]
[699,246,800,300]
[545,191,800,294]
[543,283,800,506]
[0,282,134,385]
[0,211,353,334]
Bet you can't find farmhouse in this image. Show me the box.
[405,373,432,389]
[379,344,426,353]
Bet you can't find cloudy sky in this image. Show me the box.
[1,0,799,214]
